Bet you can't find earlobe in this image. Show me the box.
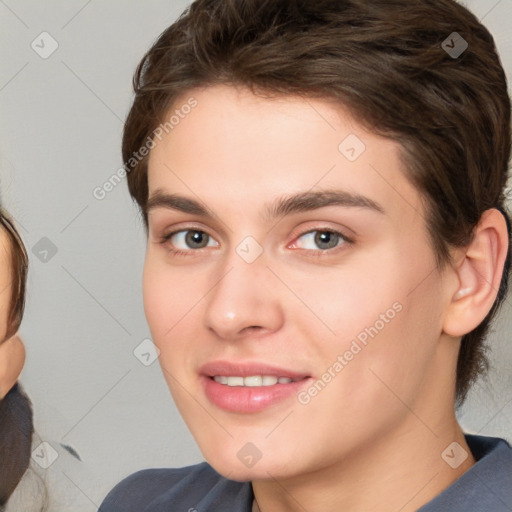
[443,208,509,337]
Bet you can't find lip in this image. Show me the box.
[199,360,310,379]
[199,360,312,413]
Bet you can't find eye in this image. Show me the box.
[161,229,218,254]
[290,229,352,252]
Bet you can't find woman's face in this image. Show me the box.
[143,85,458,480]
[0,227,24,399]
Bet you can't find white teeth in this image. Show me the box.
[212,375,298,386]
[226,376,244,387]
[244,376,262,387]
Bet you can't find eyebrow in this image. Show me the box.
[146,188,385,221]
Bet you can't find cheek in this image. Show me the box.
[305,245,440,389]
[142,260,166,337]
[142,255,212,373]
[290,248,401,346]
[143,256,195,335]
[336,284,442,414]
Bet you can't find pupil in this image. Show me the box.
[315,231,338,249]
[187,230,207,248]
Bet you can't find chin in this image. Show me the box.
[207,457,273,482]
[199,442,295,482]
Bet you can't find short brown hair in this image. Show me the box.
[0,209,28,342]
[122,0,512,404]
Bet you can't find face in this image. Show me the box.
[0,227,24,400]
[143,85,457,480]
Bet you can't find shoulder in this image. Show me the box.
[420,434,512,512]
[98,461,253,512]
[465,434,512,485]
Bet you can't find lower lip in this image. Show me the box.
[202,376,312,413]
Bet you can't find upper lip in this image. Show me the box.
[200,360,310,379]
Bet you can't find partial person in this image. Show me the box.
[0,209,33,511]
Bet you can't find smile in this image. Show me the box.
[212,375,303,386]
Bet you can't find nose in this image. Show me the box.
[203,250,284,341]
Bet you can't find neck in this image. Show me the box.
[252,415,475,512]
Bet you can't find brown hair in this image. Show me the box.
[0,209,28,342]
[122,0,511,404]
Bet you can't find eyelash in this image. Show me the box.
[158,227,354,258]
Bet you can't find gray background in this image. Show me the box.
[1,1,511,510]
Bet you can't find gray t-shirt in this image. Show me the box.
[99,434,512,511]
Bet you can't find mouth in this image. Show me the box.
[199,361,312,413]
[211,375,305,386]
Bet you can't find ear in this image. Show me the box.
[0,334,25,399]
[443,209,509,337]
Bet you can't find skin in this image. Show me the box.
[143,84,508,512]
[0,226,25,399]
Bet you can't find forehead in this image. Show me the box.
[146,84,424,225]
